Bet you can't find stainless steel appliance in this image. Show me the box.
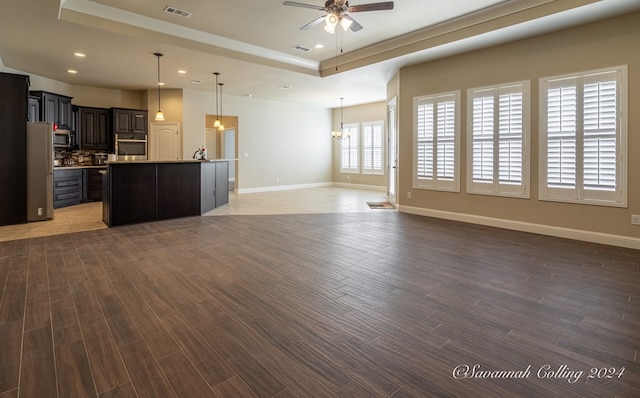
[27,122,54,221]
[115,133,147,160]
[53,128,73,148]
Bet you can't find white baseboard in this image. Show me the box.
[398,205,640,250]
[238,182,333,194]
[332,182,387,192]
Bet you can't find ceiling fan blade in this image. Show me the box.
[348,1,394,12]
[343,15,364,32]
[300,15,326,30]
[283,1,325,11]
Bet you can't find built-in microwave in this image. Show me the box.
[53,129,72,148]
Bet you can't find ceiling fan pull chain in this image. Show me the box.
[335,31,339,70]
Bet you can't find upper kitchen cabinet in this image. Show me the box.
[29,91,74,129]
[112,108,148,134]
[28,96,40,122]
[78,106,111,151]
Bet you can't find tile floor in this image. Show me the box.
[0,186,389,242]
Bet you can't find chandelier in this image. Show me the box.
[331,97,351,140]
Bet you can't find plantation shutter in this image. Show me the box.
[437,100,456,181]
[415,99,434,180]
[472,93,494,182]
[362,121,384,175]
[340,123,359,173]
[469,82,527,196]
[414,92,459,190]
[546,80,577,189]
[498,89,524,185]
[583,72,617,191]
[541,67,625,206]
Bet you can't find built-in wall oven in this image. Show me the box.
[115,133,147,160]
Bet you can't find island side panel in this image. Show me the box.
[200,162,216,214]
[214,161,229,208]
[109,163,157,226]
[157,162,201,220]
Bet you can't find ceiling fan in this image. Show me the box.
[283,0,394,33]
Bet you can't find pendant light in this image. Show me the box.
[331,97,350,140]
[218,82,225,131]
[213,72,221,128]
[154,52,165,121]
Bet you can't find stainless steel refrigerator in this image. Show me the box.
[27,122,54,221]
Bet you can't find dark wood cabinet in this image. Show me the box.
[112,108,148,134]
[0,72,29,226]
[106,163,157,226]
[82,168,105,202]
[78,107,111,150]
[53,168,83,208]
[28,96,40,122]
[29,91,74,128]
[158,163,201,220]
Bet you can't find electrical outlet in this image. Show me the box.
[632,214,640,225]
[276,177,280,182]
[407,191,412,199]
[37,208,43,216]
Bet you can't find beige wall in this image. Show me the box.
[395,12,640,242]
[332,101,387,187]
[183,89,333,192]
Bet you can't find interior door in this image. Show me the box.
[150,122,180,160]
[387,97,398,206]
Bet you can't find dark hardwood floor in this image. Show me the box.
[0,212,638,397]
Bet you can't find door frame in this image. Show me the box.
[387,96,398,206]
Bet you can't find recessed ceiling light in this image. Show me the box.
[279,85,291,90]
[157,82,165,86]
[178,69,187,74]
[74,52,86,57]
[67,69,78,74]
[315,44,324,49]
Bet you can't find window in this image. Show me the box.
[414,91,460,191]
[362,121,384,175]
[340,123,360,173]
[467,81,530,197]
[540,66,627,207]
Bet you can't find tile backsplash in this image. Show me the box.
[55,149,110,166]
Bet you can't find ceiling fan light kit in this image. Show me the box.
[284,0,394,33]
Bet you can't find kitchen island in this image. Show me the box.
[102,159,228,227]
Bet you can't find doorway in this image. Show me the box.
[204,115,238,192]
[222,128,236,192]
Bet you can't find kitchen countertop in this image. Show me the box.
[54,165,107,170]
[106,159,236,164]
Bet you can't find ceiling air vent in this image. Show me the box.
[190,79,203,84]
[164,6,192,18]
[293,44,311,52]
